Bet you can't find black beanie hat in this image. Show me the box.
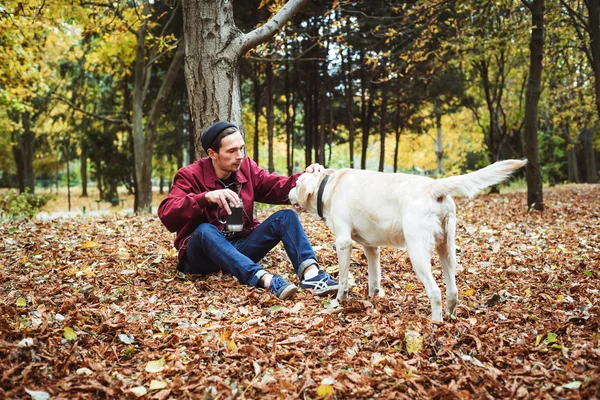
[201,121,238,152]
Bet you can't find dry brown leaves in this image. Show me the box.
[1,184,598,399]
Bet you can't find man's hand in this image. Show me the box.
[205,189,240,214]
[305,163,324,174]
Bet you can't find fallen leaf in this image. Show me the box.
[118,333,135,344]
[405,329,423,355]
[145,357,165,373]
[149,380,167,390]
[316,384,334,397]
[63,326,77,341]
[16,297,27,307]
[130,386,147,397]
[76,367,93,376]
[561,381,582,389]
[24,389,50,400]
[80,241,99,249]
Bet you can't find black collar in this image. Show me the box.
[317,174,330,220]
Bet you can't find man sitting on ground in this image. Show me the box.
[158,121,338,299]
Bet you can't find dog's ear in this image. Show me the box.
[296,173,320,207]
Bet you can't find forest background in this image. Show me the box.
[1,0,599,217]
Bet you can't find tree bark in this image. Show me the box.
[523,0,544,210]
[182,0,310,160]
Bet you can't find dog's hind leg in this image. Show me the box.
[406,239,443,322]
[364,246,384,297]
[335,235,353,300]
[437,212,459,316]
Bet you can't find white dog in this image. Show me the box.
[289,160,526,321]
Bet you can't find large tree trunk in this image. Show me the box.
[182,0,309,160]
[523,0,544,211]
[434,100,445,175]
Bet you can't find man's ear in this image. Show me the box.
[207,148,217,160]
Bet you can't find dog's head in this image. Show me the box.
[289,171,325,215]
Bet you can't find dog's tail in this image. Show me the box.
[429,159,527,199]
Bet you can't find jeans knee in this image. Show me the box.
[276,208,300,224]
[193,223,220,240]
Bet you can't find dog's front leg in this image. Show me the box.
[364,246,384,297]
[335,237,353,300]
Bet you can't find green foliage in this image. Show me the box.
[0,189,53,221]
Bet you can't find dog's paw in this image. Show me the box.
[368,287,386,298]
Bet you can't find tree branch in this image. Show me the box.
[52,95,131,128]
[520,0,532,12]
[237,0,310,55]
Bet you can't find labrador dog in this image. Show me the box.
[288,159,526,321]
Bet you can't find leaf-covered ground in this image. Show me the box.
[1,184,599,399]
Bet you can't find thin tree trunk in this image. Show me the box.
[133,1,185,213]
[80,145,88,197]
[579,126,599,183]
[343,52,355,168]
[266,62,275,172]
[562,121,579,182]
[253,62,261,164]
[285,54,292,175]
[378,80,388,172]
[393,98,401,173]
[434,100,445,175]
[316,86,325,165]
[13,112,35,194]
[523,0,544,210]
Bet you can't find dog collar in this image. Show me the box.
[317,174,330,220]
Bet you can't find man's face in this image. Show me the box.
[209,131,246,175]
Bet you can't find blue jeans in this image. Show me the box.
[181,209,317,287]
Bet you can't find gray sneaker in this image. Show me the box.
[269,274,298,300]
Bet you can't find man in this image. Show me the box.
[158,121,338,300]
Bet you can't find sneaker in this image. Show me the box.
[300,270,339,296]
[269,274,298,300]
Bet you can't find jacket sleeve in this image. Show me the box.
[251,160,302,204]
[157,170,215,233]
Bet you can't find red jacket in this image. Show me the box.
[157,157,302,262]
